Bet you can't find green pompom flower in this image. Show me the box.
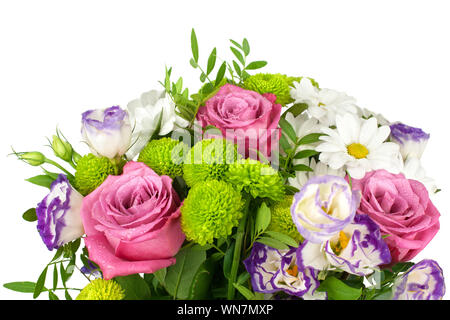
[183,139,241,187]
[268,195,303,242]
[76,279,125,300]
[225,159,285,202]
[243,73,294,106]
[181,179,243,245]
[137,137,187,178]
[74,154,117,195]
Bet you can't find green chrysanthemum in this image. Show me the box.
[268,195,303,242]
[181,179,243,245]
[74,154,117,195]
[243,73,294,106]
[183,139,241,187]
[243,73,320,106]
[225,159,285,202]
[76,279,125,300]
[137,137,187,178]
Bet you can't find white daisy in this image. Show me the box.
[357,107,390,126]
[284,112,324,150]
[316,113,402,179]
[288,157,346,190]
[402,157,438,194]
[290,78,359,127]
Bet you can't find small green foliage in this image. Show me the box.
[138,137,187,178]
[225,159,285,202]
[267,196,303,242]
[183,139,240,187]
[76,279,125,300]
[181,179,243,246]
[74,154,117,195]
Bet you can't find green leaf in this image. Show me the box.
[233,283,254,300]
[279,134,292,153]
[284,103,308,117]
[188,258,215,299]
[206,48,217,75]
[114,274,152,300]
[317,276,362,300]
[223,242,235,279]
[237,272,250,285]
[242,38,250,56]
[245,61,268,70]
[175,77,183,94]
[232,61,242,77]
[215,62,227,86]
[165,246,207,299]
[52,265,58,291]
[372,288,393,300]
[25,175,54,188]
[298,133,325,145]
[191,29,199,63]
[255,202,271,235]
[33,266,48,299]
[292,164,313,172]
[51,247,64,262]
[264,231,298,247]
[48,291,59,300]
[22,208,37,222]
[294,149,319,159]
[200,72,207,83]
[229,39,243,50]
[153,268,167,286]
[392,262,414,274]
[256,237,289,250]
[230,47,245,65]
[278,117,297,143]
[3,281,36,293]
[189,58,198,68]
[284,185,300,195]
[64,289,72,300]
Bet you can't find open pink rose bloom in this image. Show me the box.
[80,161,185,279]
[352,169,440,263]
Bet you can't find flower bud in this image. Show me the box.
[51,135,73,162]
[18,151,46,166]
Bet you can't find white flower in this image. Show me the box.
[316,113,402,179]
[389,122,430,160]
[288,157,346,190]
[297,214,391,276]
[290,78,359,127]
[81,106,132,159]
[356,107,390,126]
[126,90,189,159]
[36,175,84,250]
[291,175,360,243]
[402,157,438,194]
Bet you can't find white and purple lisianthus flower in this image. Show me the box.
[389,122,430,160]
[297,214,391,276]
[244,243,326,300]
[81,106,132,159]
[36,175,84,250]
[392,259,445,300]
[291,175,360,243]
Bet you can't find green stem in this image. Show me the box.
[227,197,251,300]
[45,159,74,179]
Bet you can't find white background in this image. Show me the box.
[1,0,449,299]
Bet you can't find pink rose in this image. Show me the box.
[197,84,282,159]
[80,161,185,279]
[352,169,440,263]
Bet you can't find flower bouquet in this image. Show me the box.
[5,30,445,301]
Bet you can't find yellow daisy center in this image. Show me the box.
[347,143,369,159]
